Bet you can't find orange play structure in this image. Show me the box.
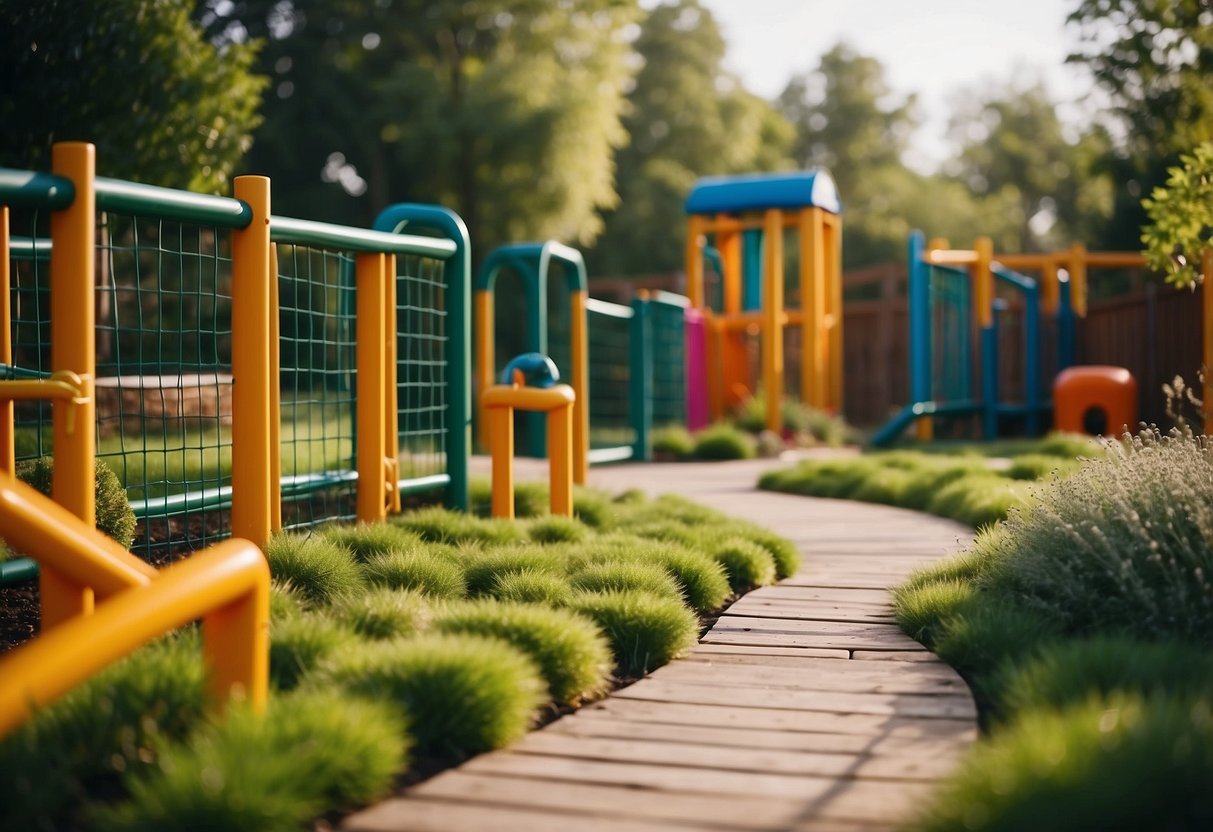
[1053,365,1139,435]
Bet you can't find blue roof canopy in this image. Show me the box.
[685,170,841,216]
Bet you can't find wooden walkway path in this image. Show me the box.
[345,458,977,831]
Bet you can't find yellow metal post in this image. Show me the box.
[0,206,14,475]
[569,289,589,484]
[355,253,387,522]
[719,223,741,315]
[45,142,97,628]
[488,405,514,519]
[974,237,994,329]
[384,255,401,513]
[1204,249,1212,438]
[199,541,270,714]
[800,208,825,410]
[762,209,784,433]
[1041,258,1060,314]
[685,215,705,309]
[268,244,282,532]
[547,404,573,516]
[474,289,494,449]
[230,176,273,549]
[1070,243,1088,318]
[482,379,576,519]
[825,212,844,414]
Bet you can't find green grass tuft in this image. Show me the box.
[732,524,801,579]
[527,514,589,544]
[651,425,695,459]
[394,506,524,546]
[96,690,408,832]
[269,613,359,691]
[568,590,699,677]
[710,538,778,591]
[329,588,431,641]
[926,472,1025,528]
[486,570,574,606]
[1004,453,1083,481]
[893,578,977,647]
[269,580,306,621]
[361,549,467,600]
[265,534,364,606]
[469,479,550,519]
[316,634,545,760]
[434,600,612,705]
[462,546,567,596]
[572,487,615,528]
[691,423,755,460]
[646,545,732,613]
[571,560,685,603]
[17,456,137,549]
[320,522,424,561]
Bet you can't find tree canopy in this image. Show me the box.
[0,0,266,194]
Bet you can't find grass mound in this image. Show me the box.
[265,534,363,605]
[568,590,699,677]
[469,478,549,519]
[570,560,684,603]
[269,613,359,691]
[434,600,612,705]
[97,690,408,832]
[527,515,589,544]
[316,633,545,760]
[709,538,778,591]
[361,549,467,599]
[269,580,306,621]
[651,425,695,459]
[691,423,755,460]
[486,570,574,606]
[320,522,424,561]
[330,588,430,641]
[394,506,523,546]
[462,546,567,596]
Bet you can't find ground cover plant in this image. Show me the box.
[893,429,1213,830]
[759,433,1101,528]
[0,482,796,830]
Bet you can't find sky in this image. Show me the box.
[676,0,1097,171]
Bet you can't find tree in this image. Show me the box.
[0,0,265,193]
[198,0,638,255]
[587,0,794,276]
[1142,142,1213,289]
[1067,0,1213,249]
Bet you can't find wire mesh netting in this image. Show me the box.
[394,254,448,485]
[585,303,633,449]
[649,298,686,427]
[929,264,973,403]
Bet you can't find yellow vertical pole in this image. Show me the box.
[1203,249,1212,437]
[45,142,96,628]
[547,402,573,517]
[685,215,705,309]
[800,208,825,410]
[569,290,589,484]
[975,237,994,328]
[383,255,401,513]
[230,176,273,549]
[268,244,282,532]
[719,224,741,315]
[762,208,784,433]
[355,252,387,523]
[1042,257,1060,314]
[474,289,494,449]
[489,405,514,519]
[201,555,270,713]
[825,212,844,414]
[0,206,14,475]
[1070,243,1088,317]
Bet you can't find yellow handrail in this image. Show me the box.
[0,476,268,737]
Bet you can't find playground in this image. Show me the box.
[0,113,1211,832]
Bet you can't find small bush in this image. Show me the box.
[571,560,684,601]
[647,546,732,613]
[265,534,363,606]
[317,634,545,760]
[97,690,408,832]
[710,538,778,591]
[16,456,137,549]
[998,638,1213,718]
[899,460,990,510]
[269,580,306,621]
[487,570,574,606]
[0,635,206,831]
[908,696,1213,832]
[691,423,755,460]
[1004,453,1083,481]
[320,522,423,561]
[651,425,694,459]
[737,525,801,579]
[434,600,612,705]
[462,546,567,596]
[395,506,523,546]
[269,613,359,691]
[850,466,917,506]
[568,590,699,677]
[926,472,1024,528]
[362,549,467,600]
[330,588,430,641]
[527,515,588,544]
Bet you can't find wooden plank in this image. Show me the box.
[345,797,696,832]
[852,650,940,662]
[511,733,962,781]
[688,643,853,661]
[703,629,925,652]
[657,660,969,695]
[712,616,916,638]
[738,585,893,604]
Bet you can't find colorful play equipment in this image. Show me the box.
[1053,365,1138,435]
[872,232,1176,445]
[684,170,844,432]
[481,353,575,519]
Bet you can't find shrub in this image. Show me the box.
[394,506,523,546]
[651,425,694,459]
[899,460,990,511]
[362,549,467,600]
[646,545,731,613]
[434,600,612,705]
[735,524,801,579]
[486,570,574,606]
[319,522,423,561]
[908,696,1213,832]
[691,423,755,460]
[329,588,430,641]
[981,430,1213,646]
[316,634,545,760]
[97,691,408,832]
[926,472,1024,528]
[269,613,358,691]
[710,538,778,591]
[893,578,977,647]
[462,546,567,596]
[16,456,137,549]
[265,534,363,606]
[0,634,206,831]
[527,515,588,544]
[850,466,917,506]
[568,590,699,677]
[268,580,305,621]
[571,560,684,603]
[997,638,1213,718]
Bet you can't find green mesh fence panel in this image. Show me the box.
[586,302,634,449]
[9,211,53,461]
[929,264,973,403]
[394,254,448,487]
[649,298,686,427]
